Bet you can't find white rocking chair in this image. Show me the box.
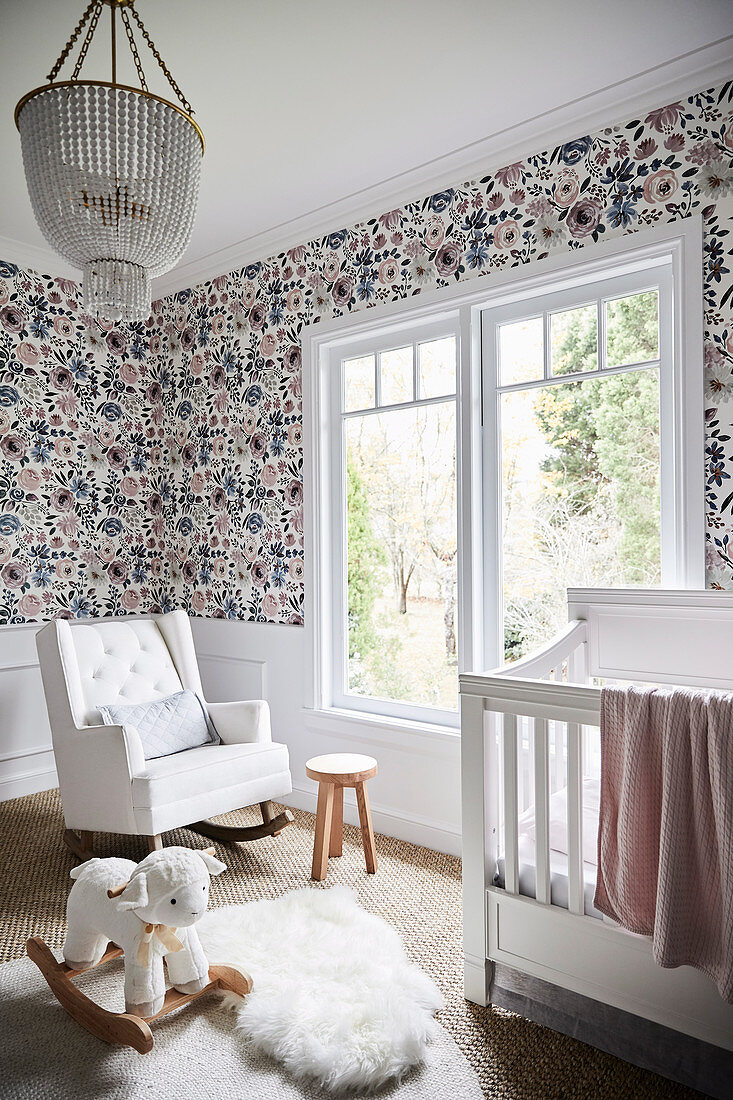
[35,610,293,859]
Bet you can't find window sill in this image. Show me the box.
[301,705,460,753]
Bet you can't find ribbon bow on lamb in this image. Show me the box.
[137,922,183,966]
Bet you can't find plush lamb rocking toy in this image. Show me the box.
[27,846,252,1053]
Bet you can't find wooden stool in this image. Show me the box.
[306,753,378,881]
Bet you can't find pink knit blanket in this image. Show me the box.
[594,685,733,1003]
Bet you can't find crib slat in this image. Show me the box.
[550,721,561,793]
[533,717,551,905]
[517,717,526,814]
[502,713,519,895]
[568,642,586,684]
[567,721,584,914]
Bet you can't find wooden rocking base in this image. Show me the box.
[189,803,294,844]
[26,936,252,1054]
[63,801,293,863]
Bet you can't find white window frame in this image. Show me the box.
[481,262,680,668]
[303,218,704,739]
[327,316,461,727]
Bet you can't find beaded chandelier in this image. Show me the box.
[15,0,204,322]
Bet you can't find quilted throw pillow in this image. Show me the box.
[98,690,220,760]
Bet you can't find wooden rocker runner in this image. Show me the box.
[26,937,252,1054]
[189,800,294,846]
[63,801,295,863]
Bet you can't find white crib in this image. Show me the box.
[460,588,733,1091]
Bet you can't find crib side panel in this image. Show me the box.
[487,889,733,1052]
[567,589,733,689]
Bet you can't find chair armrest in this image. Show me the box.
[206,700,272,745]
[73,722,147,778]
[52,723,145,835]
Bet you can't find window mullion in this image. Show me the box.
[543,313,551,378]
[336,392,349,705]
[496,357,660,395]
[598,297,606,372]
[343,392,457,418]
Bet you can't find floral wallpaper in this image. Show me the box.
[1,80,732,624]
[0,265,175,622]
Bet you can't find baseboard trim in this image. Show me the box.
[0,771,462,856]
[282,782,461,857]
[0,764,57,802]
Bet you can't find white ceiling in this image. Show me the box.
[1,0,732,293]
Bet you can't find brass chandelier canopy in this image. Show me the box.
[15,0,204,322]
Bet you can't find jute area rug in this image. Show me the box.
[0,789,697,1099]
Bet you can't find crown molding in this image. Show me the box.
[2,39,731,301]
[0,235,79,284]
[151,36,733,300]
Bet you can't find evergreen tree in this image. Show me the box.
[346,459,385,660]
[532,292,660,581]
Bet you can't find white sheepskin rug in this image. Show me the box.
[196,886,444,1094]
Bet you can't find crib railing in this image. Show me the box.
[497,620,586,682]
[461,620,603,918]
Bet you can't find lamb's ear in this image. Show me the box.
[195,848,227,875]
[70,858,99,881]
[110,873,149,910]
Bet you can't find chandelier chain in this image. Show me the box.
[46,0,101,82]
[127,5,193,114]
[71,0,104,82]
[119,7,149,93]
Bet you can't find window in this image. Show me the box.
[328,321,460,725]
[482,268,673,663]
[305,221,703,731]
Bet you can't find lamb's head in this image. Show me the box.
[108,846,226,927]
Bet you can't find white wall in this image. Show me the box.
[0,618,462,855]
[192,620,462,855]
[0,624,57,799]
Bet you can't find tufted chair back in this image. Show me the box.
[37,610,204,731]
[63,619,183,725]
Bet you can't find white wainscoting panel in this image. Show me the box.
[0,624,56,800]
[191,618,461,855]
[198,652,266,702]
